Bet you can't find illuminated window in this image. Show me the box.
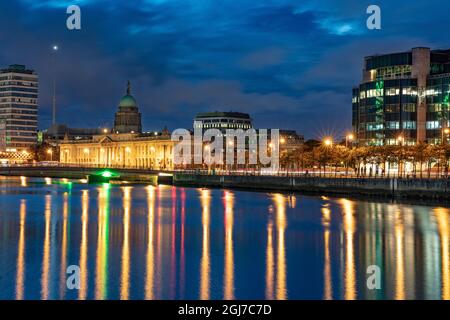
[426,121,440,130]
[402,121,416,130]
[402,104,416,112]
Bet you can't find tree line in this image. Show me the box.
[280,140,450,178]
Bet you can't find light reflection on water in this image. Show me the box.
[0,176,449,300]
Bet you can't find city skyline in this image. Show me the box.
[1,1,450,139]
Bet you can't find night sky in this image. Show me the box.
[1,0,449,139]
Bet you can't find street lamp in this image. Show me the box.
[345,134,354,148]
[323,137,333,147]
[47,148,53,161]
[397,135,404,145]
[442,128,450,145]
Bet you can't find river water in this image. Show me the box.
[0,176,448,300]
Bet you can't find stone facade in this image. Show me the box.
[59,132,175,169]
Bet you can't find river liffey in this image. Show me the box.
[0,176,449,300]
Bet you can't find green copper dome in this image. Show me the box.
[119,94,137,108]
[119,80,137,108]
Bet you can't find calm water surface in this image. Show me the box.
[0,176,449,300]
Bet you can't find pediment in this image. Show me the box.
[99,136,114,144]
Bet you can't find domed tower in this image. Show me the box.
[113,81,142,133]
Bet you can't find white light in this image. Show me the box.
[53,45,58,51]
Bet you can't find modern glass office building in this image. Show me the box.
[194,111,253,133]
[352,47,450,145]
[0,64,38,152]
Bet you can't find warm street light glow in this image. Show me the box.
[445,128,450,134]
[204,145,210,151]
[125,147,131,153]
[323,138,333,147]
[268,142,274,148]
[228,141,234,146]
[83,148,89,153]
[103,128,108,134]
[280,138,286,144]
[47,149,52,154]
[397,135,404,142]
[347,134,354,141]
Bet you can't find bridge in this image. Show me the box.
[0,164,174,184]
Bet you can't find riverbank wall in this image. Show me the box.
[173,174,450,200]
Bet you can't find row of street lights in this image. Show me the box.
[323,134,354,148]
[324,127,450,148]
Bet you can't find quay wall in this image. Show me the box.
[173,174,450,199]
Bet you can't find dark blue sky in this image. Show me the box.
[1,0,449,139]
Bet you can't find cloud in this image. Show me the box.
[3,0,450,139]
[239,47,286,70]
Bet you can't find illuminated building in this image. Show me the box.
[59,83,175,169]
[352,47,450,145]
[113,81,142,134]
[194,112,252,132]
[59,131,175,169]
[0,64,38,153]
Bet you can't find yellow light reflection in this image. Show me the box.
[15,200,26,300]
[120,186,132,300]
[59,192,69,298]
[95,184,110,299]
[322,206,332,300]
[20,176,27,187]
[41,195,52,300]
[273,194,287,300]
[223,191,235,300]
[394,211,405,300]
[145,186,156,300]
[45,177,52,185]
[435,208,450,300]
[79,190,89,300]
[339,198,356,300]
[199,189,211,300]
[265,220,274,300]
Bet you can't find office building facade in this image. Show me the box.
[0,64,38,152]
[352,47,450,145]
[194,112,252,133]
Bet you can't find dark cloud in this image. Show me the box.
[1,0,449,138]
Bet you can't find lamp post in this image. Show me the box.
[322,137,333,177]
[345,134,354,148]
[47,148,53,161]
[442,127,450,145]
